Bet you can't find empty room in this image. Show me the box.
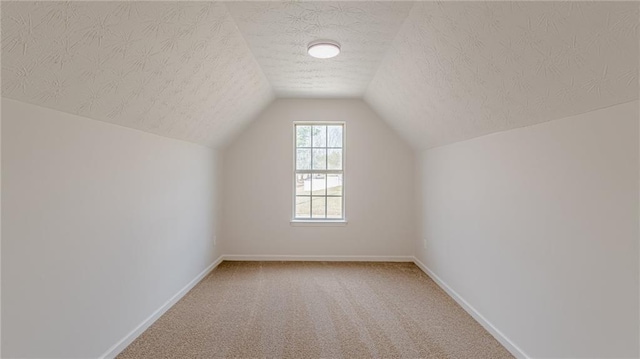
[1,1,638,358]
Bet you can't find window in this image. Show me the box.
[293,122,345,221]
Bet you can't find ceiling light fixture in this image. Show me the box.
[307,40,341,59]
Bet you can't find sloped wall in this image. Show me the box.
[1,99,222,358]
[221,99,416,258]
[416,101,639,358]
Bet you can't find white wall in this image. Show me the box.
[1,99,222,358]
[416,101,639,358]
[0,90,3,359]
[221,99,415,257]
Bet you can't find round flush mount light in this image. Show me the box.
[307,40,341,59]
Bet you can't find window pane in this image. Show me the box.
[295,173,311,195]
[327,149,342,170]
[312,126,326,147]
[293,123,345,221]
[327,125,342,147]
[312,149,326,170]
[311,197,326,218]
[296,149,311,170]
[296,126,311,147]
[327,174,342,195]
[296,196,311,218]
[327,197,342,218]
[311,173,326,195]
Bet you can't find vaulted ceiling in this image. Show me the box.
[366,1,639,148]
[226,2,413,98]
[2,2,274,147]
[2,1,638,149]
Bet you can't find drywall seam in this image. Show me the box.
[412,257,530,359]
[222,255,414,262]
[99,256,225,359]
[420,98,640,152]
[3,98,215,150]
[362,1,418,94]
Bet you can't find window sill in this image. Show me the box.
[290,220,348,227]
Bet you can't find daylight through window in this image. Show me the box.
[294,123,344,220]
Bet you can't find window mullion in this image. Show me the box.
[310,126,314,171]
[294,122,344,221]
[308,190,312,219]
[324,185,328,219]
[324,139,328,219]
[310,126,313,218]
[295,171,342,176]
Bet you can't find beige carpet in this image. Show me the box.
[118,261,513,358]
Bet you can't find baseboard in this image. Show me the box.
[99,255,224,359]
[222,254,415,262]
[412,257,530,359]
[99,255,522,359]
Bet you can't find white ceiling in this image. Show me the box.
[1,2,273,147]
[365,1,639,149]
[2,2,638,149]
[226,1,413,98]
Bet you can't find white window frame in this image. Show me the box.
[291,121,346,225]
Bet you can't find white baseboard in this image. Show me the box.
[222,254,414,262]
[99,256,224,359]
[412,257,530,359]
[99,255,524,359]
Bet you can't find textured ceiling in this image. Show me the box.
[1,1,274,147]
[2,2,638,150]
[365,1,639,149]
[226,1,413,98]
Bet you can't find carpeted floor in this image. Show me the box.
[118,261,513,358]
